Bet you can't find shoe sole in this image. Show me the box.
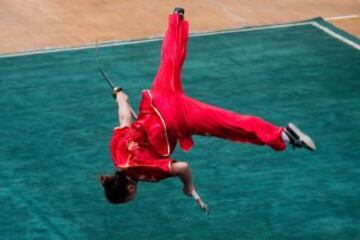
[288,123,316,151]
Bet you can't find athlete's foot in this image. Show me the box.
[284,123,316,151]
[173,7,185,18]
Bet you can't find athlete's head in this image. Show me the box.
[100,171,137,204]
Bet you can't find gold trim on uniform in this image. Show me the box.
[144,90,171,157]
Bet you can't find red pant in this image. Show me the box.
[150,14,286,151]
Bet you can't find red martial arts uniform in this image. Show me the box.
[110,90,177,182]
[111,14,286,182]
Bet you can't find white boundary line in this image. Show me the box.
[325,15,359,21]
[310,22,359,50]
[191,22,311,38]
[0,20,358,58]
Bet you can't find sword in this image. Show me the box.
[95,41,138,119]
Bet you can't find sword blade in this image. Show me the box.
[95,41,115,90]
[97,65,114,89]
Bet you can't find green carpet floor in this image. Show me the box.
[0,18,359,240]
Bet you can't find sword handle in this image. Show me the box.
[112,87,123,99]
[113,87,138,119]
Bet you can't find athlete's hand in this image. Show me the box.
[191,190,209,214]
[183,185,195,197]
[116,91,128,102]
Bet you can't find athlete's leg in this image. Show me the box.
[151,13,189,94]
[178,96,286,151]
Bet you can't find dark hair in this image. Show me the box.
[101,171,130,204]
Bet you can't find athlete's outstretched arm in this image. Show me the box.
[115,92,133,128]
[171,161,209,213]
[171,161,195,196]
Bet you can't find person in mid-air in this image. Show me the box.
[100,8,316,209]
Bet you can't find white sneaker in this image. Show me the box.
[284,123,316,151]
